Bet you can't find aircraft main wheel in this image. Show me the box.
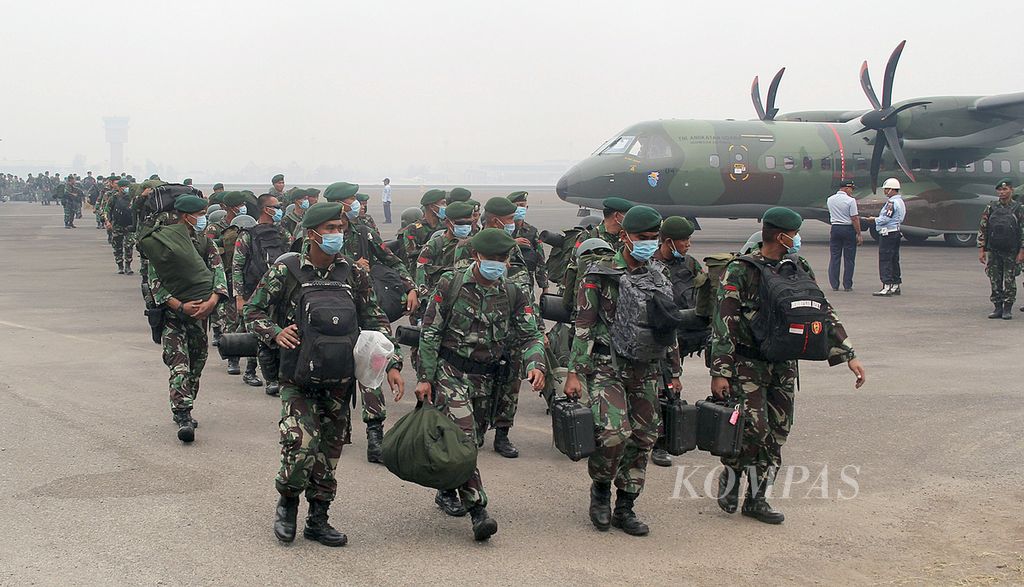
[902,233,930,244]
[943,232,977,247]
[869,227,880,242]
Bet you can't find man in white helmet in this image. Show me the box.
[863,178,906,296]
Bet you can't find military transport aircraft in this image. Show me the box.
[555,41,1024,246]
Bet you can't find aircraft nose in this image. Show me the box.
[556,173,569,199]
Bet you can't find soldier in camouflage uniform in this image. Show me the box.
[102,179,137,274]
[147,196,229,443]
[564,206,682,537]
[415,228,546,541]
[56,175,86,228]
[98,174,119,245]
[562,197,633,302]
[507,191,549,293]
[977,179,1024,319]
[414,201,476,300]
[280,188,311,240]
[401,189,448,277]
[354,193,379,232]
[710,206,865,524]
[244,202,404,548]
[390,207,424,271]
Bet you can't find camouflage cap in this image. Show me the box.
[660,216,694,240]
[506,190,528,203]
[621,205,662,233]
[420,189,447,206]
[471,227,516,256]
[762,206,803,231]
[324,182,359,202]
[174,195,207,214]
[996,178,1014,189]
[484,196,517,216]
[447,187,472,202]
[445,201,474,221]
[301,202,344,229]
[602,197,634,212]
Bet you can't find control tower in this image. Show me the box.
[102,116,130,172]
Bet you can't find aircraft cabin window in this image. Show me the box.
[802,157,812,170]
[783,156,795,170]
[709,154,720,168]
[1019,161,1024,174]
[929,159,940,171]
[821,157,832,170]
[947,161,957,172]
[600,136,635,155]
[983,160,993,173]
[911,159,921,171]
[1000,160,1011,173]
[765,155,776,169]
[966,162,976,173]
[855,158,867,171]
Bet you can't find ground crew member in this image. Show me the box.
[864,178,906,296]
[977,179,1024,319]
[826,180,862,291]
[381,178,392,224]
[244,202,404,548]
[709,206,866,524]
[414,228,546,541]
[564,205,681,537]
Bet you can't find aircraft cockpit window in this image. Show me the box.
[628,135,673,159]
[983,160,993,173]
[821,157,832,170]
[709,154,720,168]
[765,156,776,169]
[783,156,795,170]
[599,136,635,155]
[1000,160,1011,173]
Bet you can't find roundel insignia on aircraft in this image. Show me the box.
[728,144,751,181]
[647,172,659,188]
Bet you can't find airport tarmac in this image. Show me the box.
[0,191,1021,586]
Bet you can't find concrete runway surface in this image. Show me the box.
[0,190,1021,585]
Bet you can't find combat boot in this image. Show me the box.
[124,262,134,276]
[174,411,195,443]
[303,500,347,547]
[1002,303,1013,320]
[589,481,612,531]
[717,466,742,514]
[650,441,672,467]
[741,479,785,524]
[611,489,649,536]
[242,358,263,386]
[492,427,519,458]
[273,495,299,543]
[211,325,222,348]
[366,422,384,463]
[469,504,498,541]
[117,262,124,275]
[435,489,467,517]
[226,358,241,375]
[989,304,1004,319]
[265,380,280,396]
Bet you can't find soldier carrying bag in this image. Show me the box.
[242,224,289,299]
[986,202,1022,254]
[355,224,407,323]
[550,397,596,461]
[659,366,697,456]
[696,396,744,458]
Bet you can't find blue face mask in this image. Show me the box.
[478,259,507,281]
[346,200,361,219]
[272,208,284,223]
[437,205,447,220]
[629,239,658,262]
[785,233,801,254]
[672,249,685,259]
[513,207,527,222]
[237,205,247,216]
[299,199,310,210]
[192,215,208,232]
[452,223,472,238]
[504,223,516,235]
[316,232,344,255]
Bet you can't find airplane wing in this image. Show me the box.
[971,91,1024,118]
[905,92,1024,150]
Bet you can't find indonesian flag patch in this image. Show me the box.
[788,323,805,335]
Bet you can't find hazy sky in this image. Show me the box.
[3,0,1023,181]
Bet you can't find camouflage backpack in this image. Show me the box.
[590,260,676,362]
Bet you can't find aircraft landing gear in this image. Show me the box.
[943,232,977,247]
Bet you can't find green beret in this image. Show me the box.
[471,227,516,257]
[355,193,370,203]
[117,179,131,187]
[323,182,359,202]
[602,197,634,212]
[762,206,803,231]
[447,187,472,202]
[420,189,447,206]
[468,199,481,211]
[307,187,321,197]
[301,202,344,229]
[208,192,224,205]
[621,205,663,233]
[660,216,694,240]
[174,195,207,214]
[242,191,259,208]
[996,178,1014,189]
[400,207,423,225]
[445,201,474,220]
[287,187,304,202]
[212,182,224,190]
[183,178,193,186]
[272,174,284,183]
[149,174,161,180]
[222,191,246,207]
[484,196,516,217]
[506,191,528,203]
[107,174,119,181]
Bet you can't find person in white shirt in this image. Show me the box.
[382,178,393,224]
[826,179,863,291]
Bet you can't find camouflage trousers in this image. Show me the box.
[434,361,493,509]
[360,384,387,424]
[491,356,522,430]
[212,294,240,335]
[585,355,661,495]
[161,311,209,414]
[62,203,80,226]
[985,252,1020,304]
[276,382,354,502]
[720,358,796,488]
[110,227,135,267]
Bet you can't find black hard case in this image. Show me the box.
[695,398,744,458]
[550,398,596,461]
[660,396,697,456]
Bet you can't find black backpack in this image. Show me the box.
[278,255,359,389]
[143,183,201,216]
[242,224,290,298]
[986,203,1021,253]
[738,255,831,362]
[355,224,407,322]
[110,192,135,227]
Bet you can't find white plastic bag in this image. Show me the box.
[354,330,395,389]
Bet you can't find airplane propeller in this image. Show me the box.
[751,68,785,121]
[854,40,930,192]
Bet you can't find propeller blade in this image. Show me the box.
[883,100,931,122]
[881,40,907,109]
[765,67,786,120]
[751,76,767,120]
[870,133,887,194]
[883,126,916,182]
[860,61,882,111]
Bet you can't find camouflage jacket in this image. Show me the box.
[341,222,415,293]
[98,188,121,222]
[658,252,707,310]
[147,227,229,306]
[977,198,1024,252]
[359,212,379,232]
[452,230,534,295]
[232,223,291,297]
[511,220,549,289]
[401,218,444,266]
[242,248,401,370]
[281,211,302,241]
[562,221,622,291]
[55,184,85,204]
[709,252,855,378]
[568,251,682,376]
[414,231,472,296]
[417,266,544,383]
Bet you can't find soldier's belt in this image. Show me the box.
[439,347,500,376]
